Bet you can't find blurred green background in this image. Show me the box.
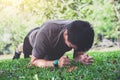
[0,0,120,54]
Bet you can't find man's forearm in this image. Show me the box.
[30,56,54,67]
[30,55,71,68]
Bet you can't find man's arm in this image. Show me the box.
[30,55,54,68]
[74,51,94,65]
[30,55,71,68]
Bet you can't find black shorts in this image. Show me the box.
[23,27,40,57]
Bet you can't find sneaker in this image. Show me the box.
[13,51,21,59]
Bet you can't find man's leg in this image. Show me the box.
[23,36,32,58]
[13,43,23,59]
[13,27,38,59]
[23,27,40,58]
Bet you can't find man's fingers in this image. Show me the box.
[61,56,71,66]
[87,59,93,62]
[88,57,94,62]
[82,60,93,65]
[81,57,94,65]
[88,56,93,59]
[89,59,94,63]
[63,60,71,66]
[64,61,71,65]
[77,53,94,65]
[84,63,92,65]
[65,58,71,63]
[85,58,94,63]
[83,54,88,57]
[88,57,93,60]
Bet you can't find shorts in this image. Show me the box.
[23,27,40,58]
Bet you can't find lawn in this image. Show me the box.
[0,50,120,80]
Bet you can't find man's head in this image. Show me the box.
[64,20,94,52]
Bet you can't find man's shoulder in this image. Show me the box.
[40,20,73,30]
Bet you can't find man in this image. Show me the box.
[13,20,94,68]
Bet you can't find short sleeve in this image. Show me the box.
[32,31,49,59]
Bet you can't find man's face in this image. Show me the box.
[66,40,77,50]
[64,30,77,50]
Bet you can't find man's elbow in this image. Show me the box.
[30,56,38,66]
[30,56,47,67]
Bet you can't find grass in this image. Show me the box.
[0,50,120,80]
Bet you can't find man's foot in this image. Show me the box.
[13,51,21,59]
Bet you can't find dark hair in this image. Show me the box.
[67,20,94,52]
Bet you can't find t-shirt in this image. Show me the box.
[29,20,73,60]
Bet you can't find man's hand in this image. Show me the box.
[30,55,71,68]
[58,56,71,67]
[74,52,93,65]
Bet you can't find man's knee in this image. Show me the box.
[17,43,23,53]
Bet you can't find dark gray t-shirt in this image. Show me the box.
[29,20,73,60]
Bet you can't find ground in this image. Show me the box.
[0,50,120,80]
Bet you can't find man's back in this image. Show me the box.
[30,20,73,60]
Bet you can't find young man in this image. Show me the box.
[13,20,94,67]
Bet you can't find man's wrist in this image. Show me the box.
[53,59,59,67]
[74,52,84,62]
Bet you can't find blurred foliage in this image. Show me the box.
[0,0,120,54]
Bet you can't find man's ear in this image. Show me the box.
[63,29,68,41]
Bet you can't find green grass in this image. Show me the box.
[0,51,120,80]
